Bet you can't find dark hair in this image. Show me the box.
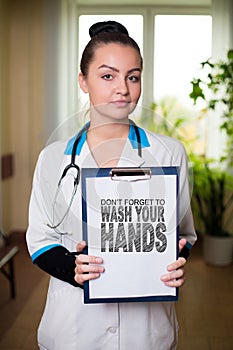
[80,21,143,76]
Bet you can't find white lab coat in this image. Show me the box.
[26,126,196,350]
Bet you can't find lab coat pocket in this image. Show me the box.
[38,278,84,350]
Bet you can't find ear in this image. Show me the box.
[78,73,89,93]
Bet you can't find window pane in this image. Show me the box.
[154,15,212,108]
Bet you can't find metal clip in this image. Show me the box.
[110,168,151,182]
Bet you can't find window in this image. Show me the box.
[78,11,212,112]
[154,15,212,108]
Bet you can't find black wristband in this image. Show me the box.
[179,244,190,260]
[34,246,83,289]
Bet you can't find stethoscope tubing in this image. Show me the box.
[47,120,142,231]
[61,119,141,187]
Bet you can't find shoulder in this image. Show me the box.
[143,128,187,155]
[41,140,68,156]
[37,140,68,164]
[34,140,69,181]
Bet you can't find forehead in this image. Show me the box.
[91,43,142,68]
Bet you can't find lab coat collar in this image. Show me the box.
[64,123,150,155]
[76,137,146,168]
[64,123,150,168]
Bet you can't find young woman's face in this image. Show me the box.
[79,43,142,121]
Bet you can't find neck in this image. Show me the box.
[86,118,130,168]
[89,118,130,141]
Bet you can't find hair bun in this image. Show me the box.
[89,21,129,38]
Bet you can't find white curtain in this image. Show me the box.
[44,0,79,144]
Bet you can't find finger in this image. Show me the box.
[164,276,185,288]
[75,263,104,275]
[75,272,101,285]
[74,262,104,285]
[166,257,186,272]
[76,254,103,265]
[76,241,86,253]
[179,238,187,253]
[161,267,184,282]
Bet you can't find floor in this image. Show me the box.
[0,232,232,350]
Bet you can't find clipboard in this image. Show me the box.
[81,167,179,304]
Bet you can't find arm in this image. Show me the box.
[160,142,197,287]
[34,245,83,288]
[26,145,84,288]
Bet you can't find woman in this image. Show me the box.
[26,21,196,350]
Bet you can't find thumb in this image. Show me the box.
[76,240,86,253]
[179,238,187,253]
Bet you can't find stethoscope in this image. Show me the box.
[47,120,142,232]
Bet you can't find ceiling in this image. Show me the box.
[77,0,211,6]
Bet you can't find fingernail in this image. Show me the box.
[95,257,102,264]
[161,275,167,281]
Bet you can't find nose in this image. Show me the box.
[116,77,129,95]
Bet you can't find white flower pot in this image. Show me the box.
[203,235,233,266]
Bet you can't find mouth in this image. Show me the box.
[111,100,130,108]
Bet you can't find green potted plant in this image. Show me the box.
[190,154,233,266]
[189,49,233,265]
[190,49,233,165]
[137,95,233,265]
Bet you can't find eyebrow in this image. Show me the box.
[98,64,141,74]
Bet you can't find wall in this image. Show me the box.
[0,0,45,233]
[1,0,233,234]
[0,0,11,231]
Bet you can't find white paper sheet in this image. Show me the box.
[82,168,178,302]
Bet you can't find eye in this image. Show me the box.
[128,75,140,82]
[102,74,113,80]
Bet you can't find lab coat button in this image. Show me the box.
[108,327,117,334]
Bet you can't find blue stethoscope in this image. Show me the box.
[47,119,142,231]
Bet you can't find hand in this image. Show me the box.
[74,241,105,285]
[160,238,187,287]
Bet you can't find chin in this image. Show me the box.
[93,104,135,121]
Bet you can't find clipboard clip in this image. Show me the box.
[110,168,152,182]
